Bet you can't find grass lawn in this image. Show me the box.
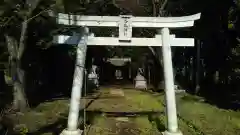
[155,92,240,135]
[175,93,240,135]
[1,87,239,135]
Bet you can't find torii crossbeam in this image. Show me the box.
[54,13,201,135]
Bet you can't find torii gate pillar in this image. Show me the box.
[55,13,201,135]
[160,28,180,135]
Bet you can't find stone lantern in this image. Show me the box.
[88,65,99,89]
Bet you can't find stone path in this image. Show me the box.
[84,87,161,135]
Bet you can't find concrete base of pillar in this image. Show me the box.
[162,130,183,135]
[60,129,83,135]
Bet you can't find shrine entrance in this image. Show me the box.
[54,13,201,135]
[104,57,131,84]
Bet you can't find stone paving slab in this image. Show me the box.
[110,89,125,97]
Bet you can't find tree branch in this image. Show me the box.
[17,0,41,61]
[26,0,41,13]
[148,0,169,66]
[160,0,168,11]
[5,35,18,59]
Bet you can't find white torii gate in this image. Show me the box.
[54,13,201,135]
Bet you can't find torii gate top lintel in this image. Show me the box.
[57,13,201,28]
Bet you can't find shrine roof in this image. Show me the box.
[107,57,131,66]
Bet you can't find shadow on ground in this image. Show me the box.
[28,79,98,108]
[148,114,166,132]
[176,73,240,111]
[28,118,67,135]
[85,110,164,118]
[27,110,99,135]
[200,83,240,110]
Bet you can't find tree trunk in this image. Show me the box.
[14,15,29,112]
[3,0,40,112]
[0,71,5,92]
[195,40,201,94]
[149,0,172,90]
[5,35,28,112]
[12,65,27,111]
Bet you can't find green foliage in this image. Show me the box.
[227,1,240,82]
[19,126,29,135]
[234,0,240,8]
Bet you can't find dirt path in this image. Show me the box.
[85,87,161,135]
